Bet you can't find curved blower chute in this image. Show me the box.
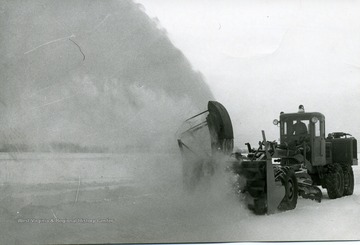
[177,101,233,191]
[177,101,234,154]
[207,101,234,154]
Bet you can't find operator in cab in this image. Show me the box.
[292,105,308,137]
[291,105,310,158]
[292,119,307,136]
[292,104,307,136]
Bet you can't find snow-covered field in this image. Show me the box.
[0,152,360,244]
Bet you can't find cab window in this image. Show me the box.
[290,120,308,136]
[283,122,287,135]
[314,120,320,137]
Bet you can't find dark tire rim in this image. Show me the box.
[287,179,294,200]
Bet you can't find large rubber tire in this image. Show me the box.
[343,165,354,196]
[325,163,344,199]
[277,168,298,211]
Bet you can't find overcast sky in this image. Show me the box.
[136,0,360,146]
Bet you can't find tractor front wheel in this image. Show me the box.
[343,165,354,196]
[325,163,344,199]
[277,167,298,211]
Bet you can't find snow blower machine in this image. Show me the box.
[177,101,357,214]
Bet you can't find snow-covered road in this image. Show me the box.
[0,152,359,244]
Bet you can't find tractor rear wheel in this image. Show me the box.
[325,163,344,199]
[277,167,298,211]
[343,165,354,196]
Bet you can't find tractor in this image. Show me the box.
[177,101,357,214]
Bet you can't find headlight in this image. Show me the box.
[273,119,279,125]
[311,117,318,123]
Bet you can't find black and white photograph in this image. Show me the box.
[1,0,360,244]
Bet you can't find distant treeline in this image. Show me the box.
[0,142,108,153]
[0,142,178,153]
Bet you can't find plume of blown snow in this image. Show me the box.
[0,0,213,153]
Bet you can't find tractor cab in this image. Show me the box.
[274,110,326,167]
